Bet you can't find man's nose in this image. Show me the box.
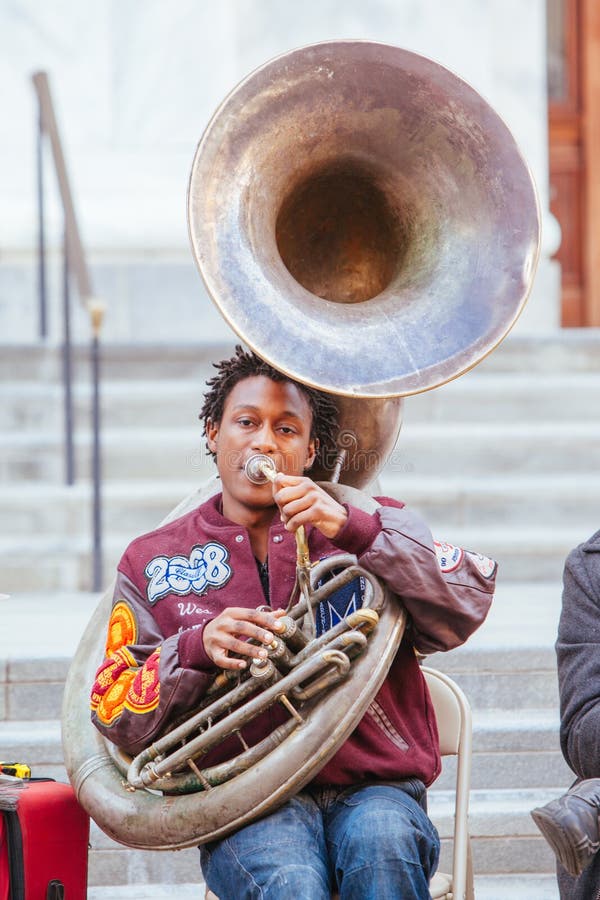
[252,423,277,452]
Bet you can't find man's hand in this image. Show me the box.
[273,474,348,539]
[203,606,287,670]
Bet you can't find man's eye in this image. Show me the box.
[279,426,296,435]
[238,418,255,427]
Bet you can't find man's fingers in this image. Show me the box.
[219,634,270,658]
[224,607,285,632]
[212,650,247,671]
[203,606,288,667]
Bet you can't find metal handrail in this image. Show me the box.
[32,70,105,592]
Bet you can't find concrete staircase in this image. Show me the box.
[3,330,599,897]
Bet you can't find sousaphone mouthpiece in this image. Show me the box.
[244,454,277,484]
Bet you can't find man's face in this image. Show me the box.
[206,375,316,519]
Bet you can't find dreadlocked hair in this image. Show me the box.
[199,345,339,468]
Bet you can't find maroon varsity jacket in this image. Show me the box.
[91,493,496,787]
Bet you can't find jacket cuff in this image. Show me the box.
[333,504,381,557]
[178,624,216,672]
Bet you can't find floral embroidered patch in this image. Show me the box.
[91,652,137,725]
[126,648,161,715]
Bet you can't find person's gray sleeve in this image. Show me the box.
[557,543,600,779]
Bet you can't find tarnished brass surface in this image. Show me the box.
[188,40,540,400]
[62,482,405,850]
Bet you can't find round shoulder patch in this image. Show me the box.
[434,541,464,573]
[105,600,138,657]
[466,550,497,579]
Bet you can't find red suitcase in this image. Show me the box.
[0,779,89,900]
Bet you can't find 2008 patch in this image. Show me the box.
[434,541,464,573]
[145,542,232,604]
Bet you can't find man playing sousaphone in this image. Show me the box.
[90,345,496,899]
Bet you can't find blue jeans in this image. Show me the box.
[200,781,440,899]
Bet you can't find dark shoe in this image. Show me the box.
[531,779,600,877]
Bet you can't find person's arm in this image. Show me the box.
[273,476,496,654]
[91,569,288,756]
[90,570,217,757]
[557,539,600,779]
[353,502,496,654]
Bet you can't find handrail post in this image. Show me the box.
[62,227,75,486]
[36,105,48,339]
[89,301,106,592]
[32,70,106,592]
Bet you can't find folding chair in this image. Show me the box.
[206,666,474,900]
[423,665,474,900]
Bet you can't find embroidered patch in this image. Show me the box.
[91,652,137,725]
[145,542,232,604]
[434,541,464,573]
[126,648,161,714]
[466,550,497,579]
[91,647,161,724]
[105,600,137,657]
[315,567,365,637]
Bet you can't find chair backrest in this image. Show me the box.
[421,666,473,900]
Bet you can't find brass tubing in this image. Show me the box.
[128,641,359,788]
[149,719,299,795]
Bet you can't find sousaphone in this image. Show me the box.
[62,40,540,850]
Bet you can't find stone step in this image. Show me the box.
[88,887,203,900]
[2,332,600,382]
[0,744,564,886]
[85,875,561,899]
[404,371,600,424]
[0,427,213,483]
[431,647,562,712]
[3,370,600,432]
[3,421,599,483]
[0,522,581,593]
[0,707,573,794]
[0,580,562,721]
[434,709,572,792]
[373,473,600,532]
[386,422,600,477]
[0,779,562,884]
[84,789,560,883]
[0,653,562,727]
[431,787,564,874]
[0,480,197,538]
[2,475,599,541]
[0,381,206,432]
[474,876,559,900]
[473,330,600,374]
[0,342,234,382]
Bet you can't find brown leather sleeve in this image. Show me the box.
[358,504,496,654]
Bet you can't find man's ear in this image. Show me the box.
[206,418,219,454]
[304,437,318,471]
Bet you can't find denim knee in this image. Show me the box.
[199,794,330,900]
[325,784,440,897]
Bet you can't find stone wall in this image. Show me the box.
[0,0,558,341]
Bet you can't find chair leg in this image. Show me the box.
[465,837,475,900]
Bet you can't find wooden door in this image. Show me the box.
[548,0,600,325]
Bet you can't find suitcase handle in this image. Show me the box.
[46,880,65,900]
